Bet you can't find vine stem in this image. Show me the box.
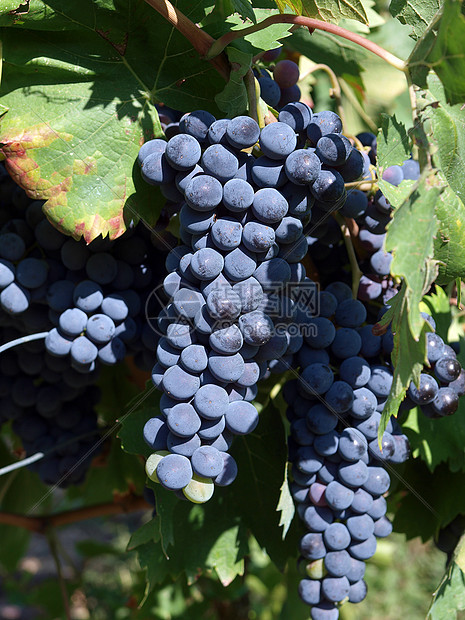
[206,15,406,73]
[244,69,263,127]
[143,0,230,80]
[0,494,150,533]
[304,63,346,129]
[335,213,363,297]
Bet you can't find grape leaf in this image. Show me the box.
[428,533,465,619]
[433,184,465,285]
[392,460,465,541]
[424,0,465,106]
[386,182,439,337]
[127,518,160,551]
[209,8,294,55]
[203,0,257,23]
[404,406,465,474]
[117,385,161,459]
[277,466,295,540]
[378,178,416,208]
[377,285,430,439]
[386,182,439,338]
[137,492,248,588]
[229,400,296,569]
[215,46,251,117]
[390,0,442,40]
[407,0,465,104]
[274,0,368,24]
[376,184,438,435]
[232,0,257,22]
[376,114,411,174]
[0,0,224,241]
[424,74,465,205]
[150,484,180,556]
[420,285,452,343]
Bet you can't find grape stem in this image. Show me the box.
[0,331,48,355]
[303,63,346,130]
[206,15,406,73]
[335,213,363,297]
[142,0,230,80]
[0,493,151,533]
[244,69,264,127]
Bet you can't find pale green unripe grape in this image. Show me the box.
[145,451,170,483]
[306,558,327,580]
[183,474,215,503]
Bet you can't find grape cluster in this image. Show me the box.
[0,189,167,373]
[281,281,410,618]
[138,104,368,502]
[0,167,169,486]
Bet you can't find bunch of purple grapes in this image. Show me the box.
[0,168,169,486]
[281,275,465,617]
[280,281,410,618]
[137,101,370,501]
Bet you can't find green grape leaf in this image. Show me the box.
[424,74,465,205]
[386,182,439,338]
[213,8,294,55]
[428,533,465,619]
[274,0,368,24]
[377,285,430,438]
[433,185,465,285]
[203,0,257,24]
[96,363,140,425]
[215,46,251,117]
[229,400,294,569]
[232,0,257,22]
[117,385,161,459]
[392,460,465,541]
[424,0,465,106]
[0,0,224,241]
[376,184,438,435]
[277,466,295,540]
[68,434,147,506]
[404,406,465,474]
[407,0,465,104]
[138,491,248,588]
[127,519,160,551]
[420,285,452,343]
[151,484,179,556]
[376,114,411,173]
[378,178,416,208]
[390,0,442,40]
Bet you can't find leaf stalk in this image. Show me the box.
[206,15,406,73]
